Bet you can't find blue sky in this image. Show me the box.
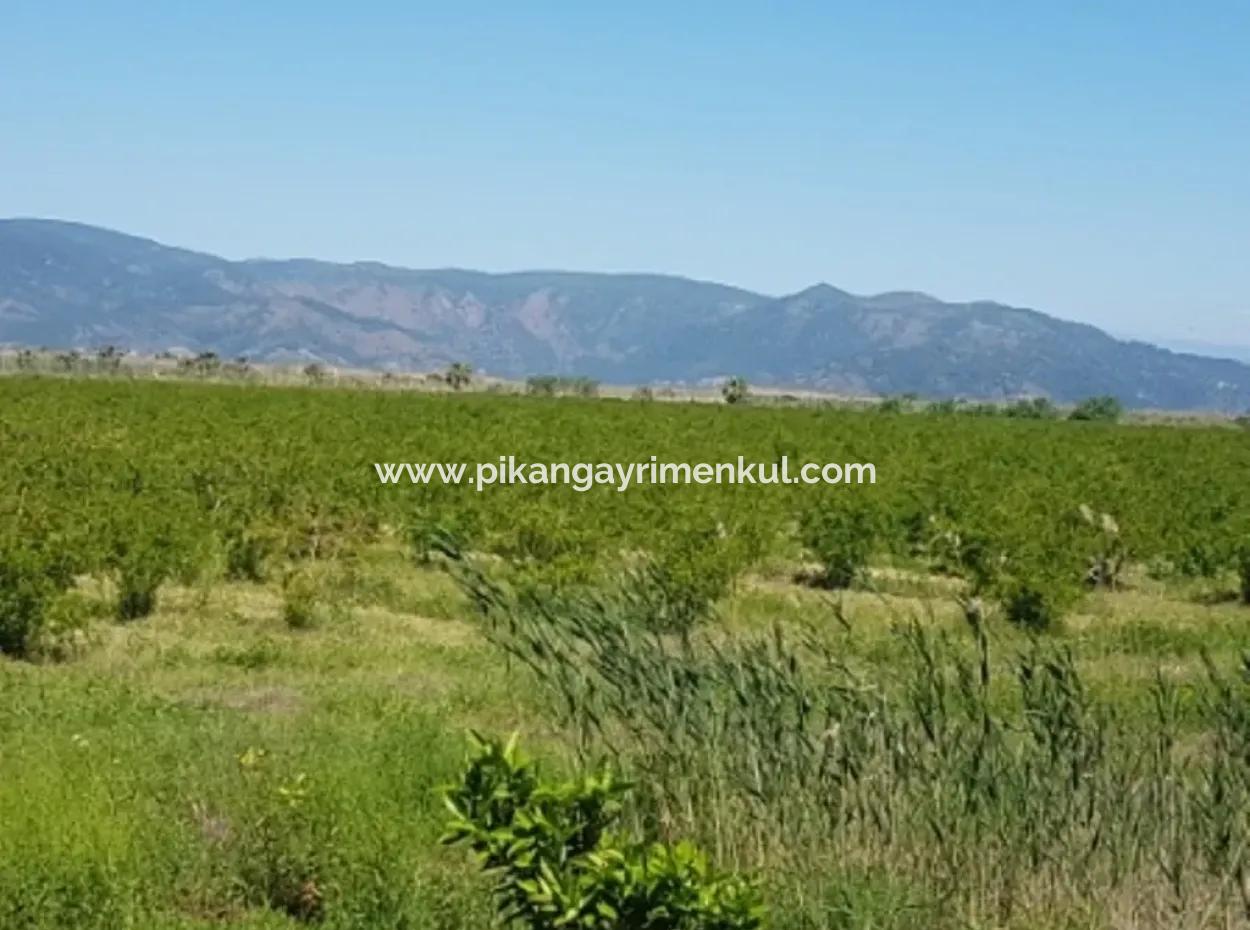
[3,1,1247,344]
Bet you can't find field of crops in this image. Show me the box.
[3,375,1250,929]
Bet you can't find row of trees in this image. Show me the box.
[0,349,1224,424]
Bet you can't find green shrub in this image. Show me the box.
[281,570,321,630]
[442,733,764,930]
[1004,397,1058,419]
[445,361,474,390]
[721,377,749,406]
[925,398,959,415]
[223,524,275,582]
[228,749,330,922]
[107,529,182,622]
[993,558,1083,632]
[876,396,905,414]
[0,544,75,658]
[800,502,877,589]
[526,375,560,397]
[1069,395,1123,422]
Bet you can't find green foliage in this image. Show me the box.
[876,394,918,414]
[108,532,180,622]
[721,377,749,405]
[0,542,76,658]
[1237,543,1250,606]
[619,556,721,636]
[1074,503,1127,590]
[281,568,321,630]
[442,733,765,930]
[526,375,599,397]
[799,500,878,589]
[1069,394,1124,422]
[995,574,1077,631]
[1003,396,1058,419]
[222,521,276,582]
[445,361,474,390]
[527,375,560,396]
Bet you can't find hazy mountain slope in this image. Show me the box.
[2,218,1247,411]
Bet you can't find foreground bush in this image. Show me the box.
[442,733,765,930]
[0,543,75,658]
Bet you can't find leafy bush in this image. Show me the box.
[925,398,959,415]
[799,502,878,589]
[227,748,330,922]
[281,569,321,630]
[721,377,749,406]
[109,535,180,621]
[997,579,1062,631]
[525,375,598,397]
[442,733,765,930]
[223,523,276,582]
[527,375,560,397]
[1069,395,1123,422]
[0,543,76,658]
[992,549,1084,632]
[1004,397,1058,419]
[445,362,474,390]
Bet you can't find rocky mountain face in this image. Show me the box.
[2,218,1247,411]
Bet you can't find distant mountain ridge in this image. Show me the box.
[1,218,1248,411]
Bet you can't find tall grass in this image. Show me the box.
[451,556,1250,928]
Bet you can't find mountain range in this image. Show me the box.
[1,218,1247,411]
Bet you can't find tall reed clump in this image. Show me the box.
[445,552,1250,928]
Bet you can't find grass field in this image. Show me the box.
[3,376,1250,929]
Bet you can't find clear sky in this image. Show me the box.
[3,1,1247,344]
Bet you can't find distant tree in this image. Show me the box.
[303,362,327,384]
[1004,397,1058,420]
[722,376,749,405]
[54,350,81,373]
[877,396,905,414]
[445,362,474,391]
[1069,395,1123,423]
[526,375,559,397]
[182,351,221,377]
[96,345,122,374]
[926,398,959,415]
[632,386,655,402]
